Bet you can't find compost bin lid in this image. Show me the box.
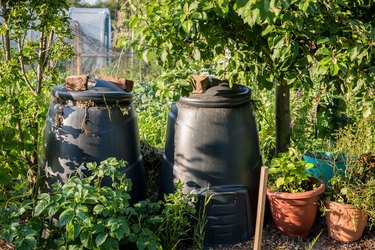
[52,78,132,103]
[179,83,251,108]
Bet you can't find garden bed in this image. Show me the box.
[2,219,374,250]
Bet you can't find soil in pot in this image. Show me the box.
[266,178,325,238]
[325,200,368,242]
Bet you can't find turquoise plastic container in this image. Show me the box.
[303,152,346,183]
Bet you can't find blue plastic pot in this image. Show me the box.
[303,152,346,183]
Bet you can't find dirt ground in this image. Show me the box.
[209,217,375,250]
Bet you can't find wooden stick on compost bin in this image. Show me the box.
[254,166,269,250]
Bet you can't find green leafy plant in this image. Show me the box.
[192,188,213,250]
[0,158,156,249]
[125,0,375,155]
[0,0,73,195]
[0,158,200,249]
[131,182,197,250]
[307,229,323,250]
[0,181,42,250]
[268,147,316,193]
[323,116,375,228]
[133,81,191,149]
[153,182,196,250]
[35,158,162,249]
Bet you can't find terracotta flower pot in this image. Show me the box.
[324,200,368,242]
[266,178,325,238]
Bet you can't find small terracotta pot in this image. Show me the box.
[324,200,368,242]
[266,178,325,238]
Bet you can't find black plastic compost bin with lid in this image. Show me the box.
[161,80,262,247]
[40,77,145,202]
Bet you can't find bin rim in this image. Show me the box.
[179,83,251,108]
[53,79,132,103]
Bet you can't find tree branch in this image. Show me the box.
[17,37,37,95]
[43,30,54,69]
[36,29,46,94]
[1,0,11,62]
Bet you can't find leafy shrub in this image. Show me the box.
[0,0,73,195]
[0,158,198,250]
[0,82,53,200]
[133,81,191,149]
[323,116,375,228]
[268,148,315,193]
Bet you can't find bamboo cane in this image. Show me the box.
[254,166,269,250]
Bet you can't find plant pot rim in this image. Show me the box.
[267,177,325,200]
[323,200,365,210]
[304,151,346,163]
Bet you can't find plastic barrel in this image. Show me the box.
[161,82,262,246]
[40,79,145,202]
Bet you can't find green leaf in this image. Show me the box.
[74,224,81,241]
[318,56,331,66]
[317,64,329,75]
[275,177,285,187]
[142,50,152,63]
[304,163,314,170]
[286,176,294,184]
[95,233,108,247]
[161,49,168,62]
[182,20,193,33]
[129,17,141,30]
[34,201,47,216]
[80,231,90,248]
[296,20,303,31]
[315,47,330,56]
[341,187,348,195]
[0,169,11,185]
[317,37,329,44]
[76,210,91,227]
[59,209,74,227]
[183,2,189,14]
[103,238,119,250]
[363,107,372,118]
[37,193,51,201]
[67,221,75,240]
[92,224,105,234]
[262,25,275,36]
[331,63,340,76]
[338,62,348,74]
[299,0,310,11]
[93,204,104,215]
[193,48,201,61]
[350,46,360,61]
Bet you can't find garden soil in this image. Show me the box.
[207,218,375,250]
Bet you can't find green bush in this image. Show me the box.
[0,158,198,250]
[133,81,192,149]
[268,148,315,193]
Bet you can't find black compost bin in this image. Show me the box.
[161,82,262,247]
[40,78,145,202]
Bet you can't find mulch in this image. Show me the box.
[209,217,375,250]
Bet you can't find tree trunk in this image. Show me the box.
[1,0,11,62]
[275,82,291,155]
